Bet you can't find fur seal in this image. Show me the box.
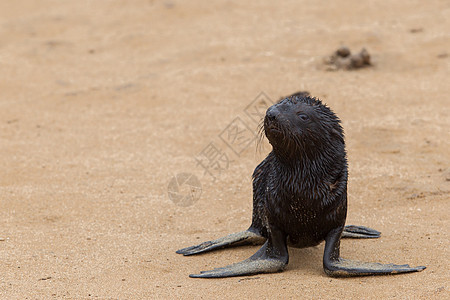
[177,92,425,278]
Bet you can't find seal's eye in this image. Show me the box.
[297,113,309,121]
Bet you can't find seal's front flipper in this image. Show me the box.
[190,227,288,278]
[342,225,381,239]
[323,227,426,277]
[176,229,265,256]
[189,255,286,278]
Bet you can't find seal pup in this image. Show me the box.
[177,93,425,278]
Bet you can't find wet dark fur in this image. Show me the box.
[250,94,347,248]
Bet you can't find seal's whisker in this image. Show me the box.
[256,119,266,154]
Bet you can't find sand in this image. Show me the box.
[0,0,449,299]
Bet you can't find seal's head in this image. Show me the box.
[264,93,344,160]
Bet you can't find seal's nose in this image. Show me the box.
[266,106,277,121]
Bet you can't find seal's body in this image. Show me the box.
[177,93,425,278]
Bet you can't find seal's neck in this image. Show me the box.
[271,143,324,167]
[272,143,345,181]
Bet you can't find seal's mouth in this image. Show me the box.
[266,125,281,134]
[264,117,279,134]
[264,119,283,141]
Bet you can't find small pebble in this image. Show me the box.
[336,46,351,57]
[38,276,52,281]
[360,48,371,64]
[410,28,423,33]
[351,55,364,68]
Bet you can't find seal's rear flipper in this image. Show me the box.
[324,227,426,277]
[189,226,288,278]
[342,225,381,239]
[176,229,265,256]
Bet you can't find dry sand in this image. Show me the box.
[0,0,449,299]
